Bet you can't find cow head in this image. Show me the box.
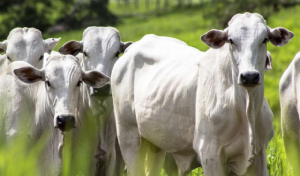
[201,12,293,88]
[0,27,60,69]
[14,55,109,132]
[58,27,132,97]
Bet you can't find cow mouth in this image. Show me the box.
[56,125,75,132]
[239,82,261,88]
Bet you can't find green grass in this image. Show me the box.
[4,1,300,176]
[108,0,204,16]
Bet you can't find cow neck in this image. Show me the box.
[228,43,264,168]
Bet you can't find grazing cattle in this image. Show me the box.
[111,12,293,176]
[58,26,132,176]
[279,52,300,176]
[0,55,109,176]
[0,27,60,72]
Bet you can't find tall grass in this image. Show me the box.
[3,1,300,176]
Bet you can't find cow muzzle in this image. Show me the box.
[239,71,260,88]
[55,115,76,132]
[90,84,111,97]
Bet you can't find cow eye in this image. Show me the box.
[115,51,120,57]
[39,55,44,61]
[228,39,234,45]
[7,56,12,61]
[263,38,268,44]
[83,51,88,57]
[77,80,82,87]
[46,81,51,88]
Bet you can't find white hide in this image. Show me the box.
[279,52,300,176]
[112,13,292,176]
[195,13,291,176]
[0,55,109,176]
[0,27,60,73]
[59,26,132,176]
[112,34,202,176]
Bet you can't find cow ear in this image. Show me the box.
[59,40,83,56]
[265,51,272,70]
[14,66,44,84]
[82,70,110,88]
[268,27,294,47]
[119,41,133,53]
[201,29,228,49]
[44,38,61,54]
[0,40,7,54]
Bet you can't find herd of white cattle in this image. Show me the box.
[0,12,298,176]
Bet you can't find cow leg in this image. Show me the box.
[283,134,300,176]
[104,144,117,176]
[201,157,226,176]
[145,142,166,176]
[117,123,148,176]
[172,153,195,176]
[114,138,126,176]
[198,142,227,176]
[164,153,179,176]
[103,112,118,176]
[281,105,300,176]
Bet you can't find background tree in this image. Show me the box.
[59,0,117,29]
[204,0,300,28]
[0,0,117,40]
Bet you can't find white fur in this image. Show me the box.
[0,27,60,73]
[111,12,292,176]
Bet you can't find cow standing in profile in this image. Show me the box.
[111,12,293,176]
[280,52,300,176]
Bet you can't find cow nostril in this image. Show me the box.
[241,74,247,84]
[56,115,76,132]
[240,72,260,87]
[254,75,259,84]
[57,117,62,123]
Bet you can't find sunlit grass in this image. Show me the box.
[0,131,49,176]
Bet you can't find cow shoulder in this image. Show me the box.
[279,52,300,98]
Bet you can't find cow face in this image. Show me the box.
[201,12,293,88]
[0,27,60,69]
[14,55,110,132]
[58,27,132,97]
[59,27,132,77]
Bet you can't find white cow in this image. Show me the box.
[0,55,109,175]
[111,12,293,176]
[279,52,300,176]
[0,27,60,72]
[58,26,132,176]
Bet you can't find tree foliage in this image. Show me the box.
[59,0,118,29]
[204,0,300,27]
[0,0,117,40]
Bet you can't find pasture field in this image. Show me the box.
[2,1,300,175]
